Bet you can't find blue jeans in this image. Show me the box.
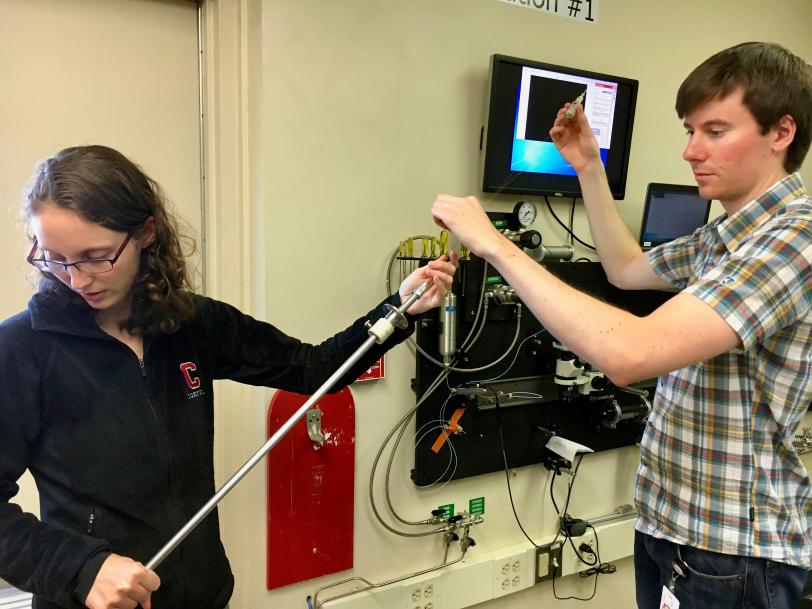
[634,531,807,609]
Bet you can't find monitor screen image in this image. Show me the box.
[481,54,638,199]
[639,183,711,249]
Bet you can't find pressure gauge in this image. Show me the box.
[513,201,537,227]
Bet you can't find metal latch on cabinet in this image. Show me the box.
[307,408,325,446]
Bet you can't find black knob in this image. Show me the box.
[519,230,542,249]
[590,375,608,391]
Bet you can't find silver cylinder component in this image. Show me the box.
[533,244,574,262]
[439,291,457,365]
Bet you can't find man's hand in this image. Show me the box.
[548,104,602,173]
[85,554,160,609]
[399,251,459,315]
[431,195,507,260]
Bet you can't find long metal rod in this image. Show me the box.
[146,284,428,569]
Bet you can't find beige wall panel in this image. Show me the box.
[0,0,200,520]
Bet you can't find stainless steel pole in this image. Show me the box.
[146,283,428,569]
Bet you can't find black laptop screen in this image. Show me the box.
[640,183,711,249]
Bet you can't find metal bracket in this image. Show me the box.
[307,408,325,445]
[383,303,409,330]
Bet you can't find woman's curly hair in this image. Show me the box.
[23,145,197,334]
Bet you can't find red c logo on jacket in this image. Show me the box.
[180,362,201,390]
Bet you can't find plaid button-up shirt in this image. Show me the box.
[635,173,812,568]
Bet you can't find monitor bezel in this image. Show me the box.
[481,54,639,200]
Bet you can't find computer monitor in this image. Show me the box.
[639,183,711,249]
[481,54,639,199]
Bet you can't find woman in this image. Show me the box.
[0,145,457,609]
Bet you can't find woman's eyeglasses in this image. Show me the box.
[27,234,132,275]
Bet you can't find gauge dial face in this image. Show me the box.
[513,201,537,227]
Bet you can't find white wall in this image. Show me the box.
[216,1,812,608]
[0,0,201,520]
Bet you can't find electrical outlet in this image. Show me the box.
[560,529,597,577]
[491,547,534,598]
[401,573,442,609]
[535,541,563,583]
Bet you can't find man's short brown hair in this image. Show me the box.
[676,42,812,173]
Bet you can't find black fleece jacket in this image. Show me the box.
[0,289,414,609]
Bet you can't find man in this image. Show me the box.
[432,42,811,609]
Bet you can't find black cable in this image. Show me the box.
[544,196,596,251]
[545,455,583,577]
[568,197,576,246]
[566,533,597,568]
[490,386,617,602]
[549,453,583,519]
[547,457,616,602]
[491,387,544,549]
[578,526,617,578]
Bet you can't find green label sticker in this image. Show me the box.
[437,503,454,518]
[469,496,485,515]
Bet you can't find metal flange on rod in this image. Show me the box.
[146,282,430,570]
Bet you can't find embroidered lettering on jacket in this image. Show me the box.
[180,362,206,400]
